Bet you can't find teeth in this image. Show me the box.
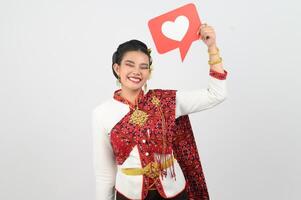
[129,77,141,82]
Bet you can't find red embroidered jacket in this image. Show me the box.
[92,69,227,200]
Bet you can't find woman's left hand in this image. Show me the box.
[198,23,217,48]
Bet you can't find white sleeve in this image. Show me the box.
[92,109,117,200]
[175,76,227,118]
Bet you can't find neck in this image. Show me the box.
[119,87,142,105]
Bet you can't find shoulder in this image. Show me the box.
[92,98,115,120]
[150,88,177,98]
[149,89,177,108]
[92,97,130,129]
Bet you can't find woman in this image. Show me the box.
[92,23,228,200]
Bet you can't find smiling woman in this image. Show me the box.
[111,40,153,105]
[92,24,228,200]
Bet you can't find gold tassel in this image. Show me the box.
[151,93,176,181]
[159,105,176,180]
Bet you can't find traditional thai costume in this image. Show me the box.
[92,69,228,200]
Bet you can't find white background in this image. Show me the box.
[0,0,300,199]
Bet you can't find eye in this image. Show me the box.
[126,63,134,67]
[140,65,149,69]
[140,66,149,70]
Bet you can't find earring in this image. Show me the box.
[116,76,121,87]
[143,82,148,93]
[149,66,153,79]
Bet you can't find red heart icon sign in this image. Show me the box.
[148,3,202,62]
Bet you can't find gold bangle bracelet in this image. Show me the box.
[208,57,222,65]
[208,47,219,55]
[209,52,220,56]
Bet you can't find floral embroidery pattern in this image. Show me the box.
[111,89,176,199]
[173,115,210,200]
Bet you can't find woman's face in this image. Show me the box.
[113,50,151,92]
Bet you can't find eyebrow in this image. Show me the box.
[124,60,149,67]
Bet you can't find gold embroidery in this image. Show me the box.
[151,96,160,106]
[129,109,148,126]
[121,156,176,178]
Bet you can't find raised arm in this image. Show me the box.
[176,70,227,118]
[176,23,228,118]
[92,108,116,200]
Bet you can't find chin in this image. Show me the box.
[131,87,143,91]
[124,85,143,91]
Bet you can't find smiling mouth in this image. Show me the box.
[128,77,142,83]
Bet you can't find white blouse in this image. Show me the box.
[92,75,227,200]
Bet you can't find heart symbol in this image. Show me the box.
[161,15,189,42]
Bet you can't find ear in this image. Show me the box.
[113,63,120,77]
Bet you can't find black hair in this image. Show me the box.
[111,39,152,79]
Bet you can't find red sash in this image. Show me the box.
[173,115,210,200]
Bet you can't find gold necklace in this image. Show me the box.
[118,91,148,127]
[129,105,149,127]
[129,94,161,127]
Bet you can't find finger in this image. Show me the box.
[200,28,214,35]
[201,32,215,37]
[199,23,207,31]
[201,27,214,32]
[200,24,210,30]
[203,35,214,41]
[205,28,214,33]
[198,25,206,32]
[202,33,214,40]
[201,29,214,33]
[201,34,210,40]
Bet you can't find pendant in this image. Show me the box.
[129,109,148,126]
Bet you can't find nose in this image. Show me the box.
[132,68,142,76]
